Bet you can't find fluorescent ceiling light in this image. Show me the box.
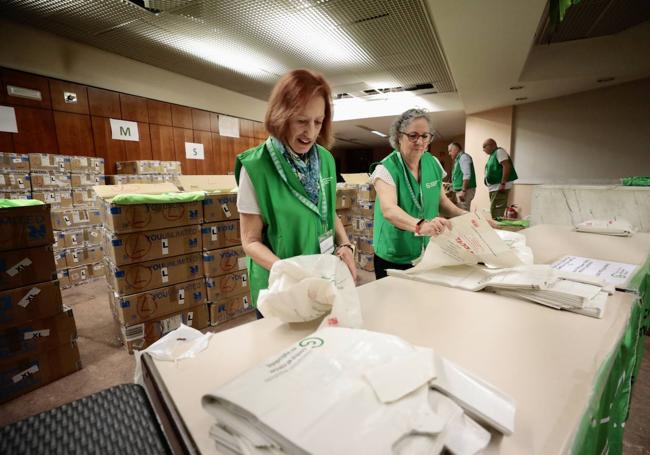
[371,130,387,137]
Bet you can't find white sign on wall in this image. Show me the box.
[110,119,140,141]
[219,115,240,138]
[0,106,18,133]
[185,142,205,160]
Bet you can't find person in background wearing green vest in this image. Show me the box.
[235,69,357,317]
[448,142,476,211]
[482,138,518,219]
[370,109,468,279]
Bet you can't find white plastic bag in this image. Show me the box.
[575,218,635,236]
[494,229,534,265]
[134,323,212,384]
[257,254,363,328]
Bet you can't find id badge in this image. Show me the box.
[319,230,334,254]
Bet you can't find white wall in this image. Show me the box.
[0,19,267,121]
[512,78,650,184]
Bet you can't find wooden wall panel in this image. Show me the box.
[253,121,267,139]
[149,124,175,162]
[172,127,195,174]
[92,116,125,174]
[171,105,192,129]
[54,111,94,156]
[147,100,172,126]
[193,130,216,174]
[12,106,58,154]
[120,94,148,123]
[239,119,254,138]
[0,133,14,153]
[214,134,236,175]
[1,69,52,109]
[88,87,121,118]
[124,122,152,161]
[209,113,220,133]
[50,80,89,114]
[192,109,210,132]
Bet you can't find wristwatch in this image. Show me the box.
[337,243,356,255]
[415,218,425,235]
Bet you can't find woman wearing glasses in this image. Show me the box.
[370,108,467,279]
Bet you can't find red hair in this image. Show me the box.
[265,69,334,149]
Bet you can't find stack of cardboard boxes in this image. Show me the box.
[178,176,253,327]
[0,152,31,200]
[335,186,355,240]
[341,174,376,273]
[0,204,81,404]
[96,183,209,353]
[46,155,106,289]
[108,160,182,185]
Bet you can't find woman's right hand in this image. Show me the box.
[418,217,452,237]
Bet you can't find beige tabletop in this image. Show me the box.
[153,276,635,454]
[521,225,650,289]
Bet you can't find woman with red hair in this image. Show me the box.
[235,69,356,315]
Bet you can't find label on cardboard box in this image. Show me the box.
[18,287,41,308]
[12,365,39,384]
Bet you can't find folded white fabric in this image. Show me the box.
[575,218,635,236]
[257,254,362,328]
[202,327,515,455]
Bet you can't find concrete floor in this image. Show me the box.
[1,271,649,454]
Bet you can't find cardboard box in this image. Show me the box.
[118,303,208,353]
[355,235,374,254]
[50,208,102,230]
[203,246,246,277]
[0,191,31,201]
[206,270,249,302]
[68,265,89,286]
[94,184,202,234]
[103,225,202,266]
[357,183,376,202]
[0,153,30,172]
[28,153,69,172]
[57,270,70,288]
[176,176,239,223]
[209,290,253,326]
[116,160,181,175]
[29,172,72,191]
[52,231,64,251]
[68,156,104,174]
[65,245,103,268]
[54,250,67,271]
[0,172,31,191]
[105,252,204,296]
[0,340,81,404]
[335,188,354,210]
[352,216,374,234]
[72,188,97,206]
[337,209,353,226]
[352,200,375,218]
[84,226,102,246]
[110,278,206,326]
[0,204,53,251]
[0,280,63,329]
[201,220,241,251]
[105,175,131,185]
[0,307,77,362]
[203,193,239,223]
[31,190,73,209]
[59,229,84,249]
[70,173,105,188]
[88,261,105,280]
[357,252,375,272]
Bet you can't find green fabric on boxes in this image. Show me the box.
[0,199,44,208]
[496,219,530,228]
[621,176,650,187]
[110,191,205,205]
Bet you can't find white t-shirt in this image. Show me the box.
[236,167,261,215]
[488,148,514,192]
[370,157,447,187]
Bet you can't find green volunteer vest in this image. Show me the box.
[234,139,337,307]
[372,150,443,264]
[484,148,518,185]
[451,152,477,191]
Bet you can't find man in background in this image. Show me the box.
[448,142,476,211]
[482,138,518,219]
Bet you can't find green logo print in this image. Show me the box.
[299,337,325,348]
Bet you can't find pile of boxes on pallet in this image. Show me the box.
[0,152,107,289]
[107,160,182,185]
[178,176,252,329]
[0,204,81,404]
[339,174,376,273]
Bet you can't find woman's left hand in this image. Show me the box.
[336,245,357,282]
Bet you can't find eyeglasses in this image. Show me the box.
[400,131,433,144]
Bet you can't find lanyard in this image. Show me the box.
[266,138,329,231]
[395,151,423,214]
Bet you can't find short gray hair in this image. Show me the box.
[389,108,432,150]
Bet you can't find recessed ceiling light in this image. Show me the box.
[515,97,528,101]
[596,77,615,83]
[510,85,524,90]
[371,130,387,137]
